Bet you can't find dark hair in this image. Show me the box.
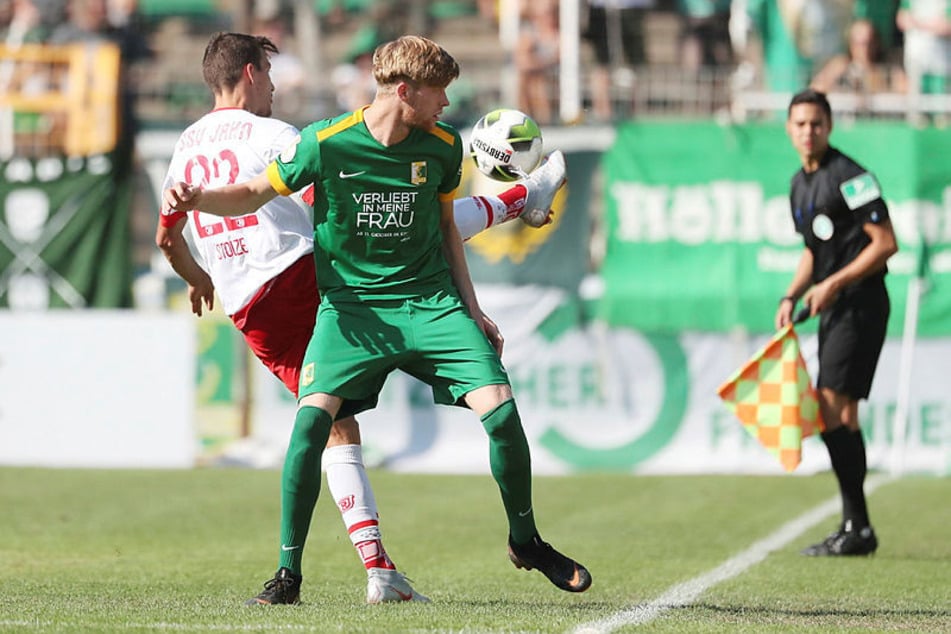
[202,32,278,93]
[788,88,832,122]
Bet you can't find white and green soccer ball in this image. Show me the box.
[468,108,544,182]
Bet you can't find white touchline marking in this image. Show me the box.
[572,474,893,634]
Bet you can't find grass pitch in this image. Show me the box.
[0,468,948,633]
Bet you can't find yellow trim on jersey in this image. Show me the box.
[318,108,365,142]
[439,188,458,202]
[428,125,455,146]
[266,162,293,196]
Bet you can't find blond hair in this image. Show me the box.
[372,35,460,88]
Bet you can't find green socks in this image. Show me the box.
[279,405,333,572]
[480,399,537,543]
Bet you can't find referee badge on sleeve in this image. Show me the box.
[840,172,881,210]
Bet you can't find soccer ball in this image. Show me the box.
[468,109,544,182]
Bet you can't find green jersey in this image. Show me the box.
[267,108,463,301]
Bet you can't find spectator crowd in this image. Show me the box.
[2,0,949,128]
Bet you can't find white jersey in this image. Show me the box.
[161,108,314,314]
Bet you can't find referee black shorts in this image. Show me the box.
[817,281,890,400]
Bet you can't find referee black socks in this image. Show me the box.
[821,426,871,530]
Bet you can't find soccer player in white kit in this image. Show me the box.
[155,32,566,605]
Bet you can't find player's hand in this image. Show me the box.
[480,313,504,356]
[164,181,200,212]
[188,276,215,317]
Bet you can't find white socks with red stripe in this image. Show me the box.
[323,443,395,571]
[453,186,529,240]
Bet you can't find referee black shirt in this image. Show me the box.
[789,146,891,297]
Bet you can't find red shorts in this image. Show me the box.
[231,255,318,398]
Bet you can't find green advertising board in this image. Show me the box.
[0,153,133,308]
[595,121,950,336]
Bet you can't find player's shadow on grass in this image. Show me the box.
[689,602,951,620]
[886,552,951,563]
[453,598,616,612]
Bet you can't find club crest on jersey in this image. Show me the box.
[279,135,301,163]
[411,161,427,185]
[812,213,834,241]
[301,362,315,387]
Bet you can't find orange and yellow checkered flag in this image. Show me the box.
[717,325,824,471]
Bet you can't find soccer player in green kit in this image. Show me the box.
[164,35,591,603]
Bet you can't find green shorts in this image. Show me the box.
[299,287,510,418]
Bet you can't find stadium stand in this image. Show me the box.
[0,42,120,157]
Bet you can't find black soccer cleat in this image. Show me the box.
[801,523,878,557]
[245,567,302,605]
[507,533,592,592]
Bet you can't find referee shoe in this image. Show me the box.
[801,522,878,557]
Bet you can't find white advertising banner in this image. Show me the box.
[240,287,950,476]
[0,311,196,468]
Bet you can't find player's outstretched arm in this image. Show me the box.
[155,215,215,316]
[163,171,278,218]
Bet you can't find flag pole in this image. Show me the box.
[889,241,926,476]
